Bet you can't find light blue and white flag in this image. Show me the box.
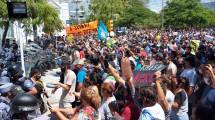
[97,20,108,41]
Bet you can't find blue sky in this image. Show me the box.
[146,0,215,13]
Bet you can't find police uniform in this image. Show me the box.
[0,83,14,120]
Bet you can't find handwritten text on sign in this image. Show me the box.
[66,20,98,34]
[133,64,166,85]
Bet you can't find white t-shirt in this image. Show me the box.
[98,96,116,120]
[139,103,165,120]
[60,69,76,103]
[166,90,175,110]
[166,62,177,75]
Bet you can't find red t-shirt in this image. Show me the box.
[121,106,131,120]
[128,101,141,120]
[80,50,85,59]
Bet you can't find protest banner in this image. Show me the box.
[66,20,98,35]
[133,64,166,85]
[204,35,214,42]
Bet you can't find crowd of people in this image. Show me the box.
[0,28,215,120]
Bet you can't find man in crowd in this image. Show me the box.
[52,61,77,108]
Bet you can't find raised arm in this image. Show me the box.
[125,48,136,59]
[205,64,215,88]
[155,79,170,112]
[108,63,125,85]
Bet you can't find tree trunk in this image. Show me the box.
[33,24,37,42]
[2,21,10,47]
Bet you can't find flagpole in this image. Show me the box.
[18,21,26,77]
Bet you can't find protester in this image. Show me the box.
[155,75,175,120]
[75,59,87,92]
[165,56,177,76]
[98,82,116,120]
[171,77,189,120]
[1,28,215,120]
[25,69,47,113]
[51,86,101,120]
[180,56,198,96]
[52,61,77,108]
[138,86,165,120]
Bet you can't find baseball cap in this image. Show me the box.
[73,59,85,65]
[23,80,35,90]
[104,76,116,89]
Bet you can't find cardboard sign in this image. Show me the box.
[66,20,98,34]
[139,64,166,73]
[133,72,154,85]
[133,64,166,85]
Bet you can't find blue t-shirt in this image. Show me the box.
[77,67,87,84]
[202,86,215,109]
[135,57,142,71]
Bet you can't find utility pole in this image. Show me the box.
[161,0,164,32]
[111,0,113,20]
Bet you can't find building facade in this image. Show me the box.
[68,0,91,23]
[202,2,215,10]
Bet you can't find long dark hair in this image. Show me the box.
[177,77,189,92]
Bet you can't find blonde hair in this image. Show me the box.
[80,86,101,109]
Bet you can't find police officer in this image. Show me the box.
[7,66,25,86]
[0,83,14,120]
[11,93,42,120]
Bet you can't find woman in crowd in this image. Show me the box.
[51,86,101,120]
[192,64,215,108]
[170,77,189,120]
[109,83,140,120]
[155,74,175,120]
[138,86,165,120]
[98,82,116,120]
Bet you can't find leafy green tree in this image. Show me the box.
[89,0,129,21]
[0,0,63,44]
[116,0,160,28]
[163,0,215,28]
[26,0,63,41]
[0,0,10,47]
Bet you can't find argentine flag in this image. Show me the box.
[97,20,108,41]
